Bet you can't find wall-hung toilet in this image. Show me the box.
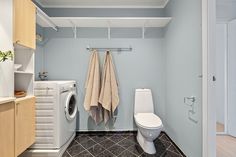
[134,89,163,154]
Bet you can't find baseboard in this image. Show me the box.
[76,130,137,135]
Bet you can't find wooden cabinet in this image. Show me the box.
[15,96,35,156]
[0,102,15,157]
[13,0,36,49]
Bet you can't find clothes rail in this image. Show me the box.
[86,46,132,52]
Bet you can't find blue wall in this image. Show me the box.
[35,27,166,131]
[164,0,202,157]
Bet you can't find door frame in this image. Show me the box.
[202,0,216,157]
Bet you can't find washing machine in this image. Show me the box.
[21,81,77,157]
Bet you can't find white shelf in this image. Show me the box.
[36,0,169,8]
[43,17,172,28]
[14,45,34,96]
[14,71,33,75]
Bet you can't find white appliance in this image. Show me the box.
[134,89,163,154]
[21,81,77,157]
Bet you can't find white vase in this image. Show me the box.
[0,60,14,97]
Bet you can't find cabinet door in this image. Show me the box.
[14,0,36,49]
[0,102,15,157]
[15,97,35,156]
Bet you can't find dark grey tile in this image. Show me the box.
[96,150,115,157]
[109,135,125,143]
[126,135,137,143]
[80,139,97,149]
[62,151,71,157]
[153,140,168,156]
[67,139,78,149]
[167,145,182,155]
[107,144,126,156]
[161,150,182,157]
[127,144,144,156]
[159,134,170,142]
[118,150,137,157]
[87,144,105,156]
[89,135,107,143]
[120,133,133,138]
[67,144,85,156]
[74,150,94,157]
[118,138,135,148]
[99,139,116,149]
[67,132,185,157]
[140,152,160,157]
[154,139,171,148]
[75,135,91,144]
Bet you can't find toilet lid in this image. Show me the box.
[135,113,162,129]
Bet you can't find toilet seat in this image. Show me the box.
[135,113,163,129]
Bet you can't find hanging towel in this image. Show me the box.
[84,50,103,124]
[99,51,119,124]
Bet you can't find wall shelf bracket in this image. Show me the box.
[70,20,77,39]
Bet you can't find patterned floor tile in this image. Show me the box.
[99,138,116,149]
[67,144,85,156]
[67,139,79,149]
[127,144,144,156]
[62,151,71,157]
[75,135,91,144]
[126,135,137,142]
[159,134,171,142]
[107,144,126,156]
[161,150,183,157]
[167,145,182,156]
[118,138,135,148]
[64,132,185,157]
[109,135,126,143]
[118,150,137,157]
[80,139,97,149]
[87,144,105,156]
[154,139,172,149]
[74,150,94,157]
[96,150,115,157]
[89,135,107,143]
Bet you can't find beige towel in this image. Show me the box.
[99,51,119,124]
[84,50,103,124]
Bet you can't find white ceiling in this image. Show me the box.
[35,0,169,8]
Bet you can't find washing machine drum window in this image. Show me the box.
[65,92,77,121]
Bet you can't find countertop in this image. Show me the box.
[0,97,16,104]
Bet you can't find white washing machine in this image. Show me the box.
[21,81,77,157]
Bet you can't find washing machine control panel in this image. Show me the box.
[60,83,77,93]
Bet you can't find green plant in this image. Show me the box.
[0,50,14,62]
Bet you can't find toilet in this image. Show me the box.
[134,89,163,154]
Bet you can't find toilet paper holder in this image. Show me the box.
[184,96,198,123]
[184,96,196,105]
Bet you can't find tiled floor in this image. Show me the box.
[62,132,185,157]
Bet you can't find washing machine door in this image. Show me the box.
[65,91,77,121]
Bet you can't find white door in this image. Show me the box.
[227,19,236,137]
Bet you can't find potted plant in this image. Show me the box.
[0,50,14,97]
[0,50,14,62]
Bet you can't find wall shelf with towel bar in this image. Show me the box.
[86,46,132,52]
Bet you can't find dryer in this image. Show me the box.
[21,81,77,157]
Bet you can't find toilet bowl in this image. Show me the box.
[134,89,163,154]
